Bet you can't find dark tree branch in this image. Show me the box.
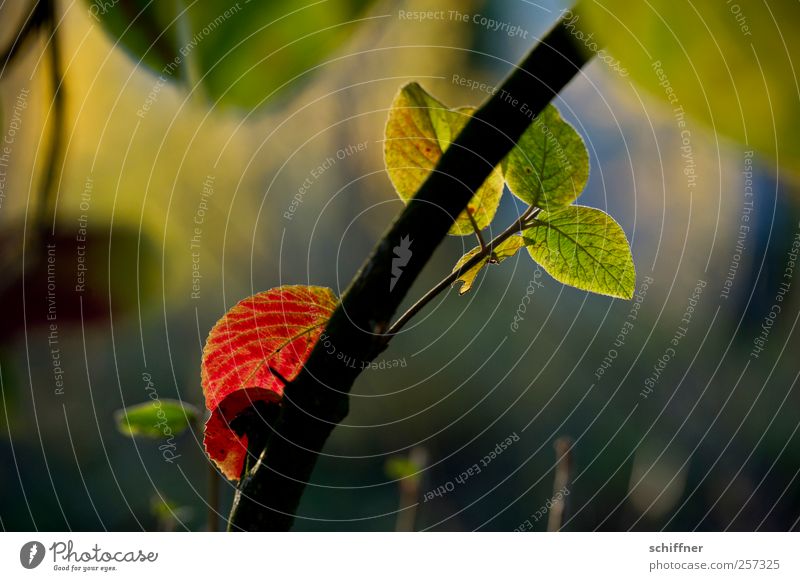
[229,7,594,531]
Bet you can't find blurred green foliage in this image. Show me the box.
[115,399,198,439]
[90,0,376,110]
[582,0,800,173]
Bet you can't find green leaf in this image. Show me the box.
[115,399,199,439]
[523,206,635,299]
[453,236,526,294]
[579,2,800,170]
[385,82,504,236]
[88,0,375,110]
[502,104,589,209]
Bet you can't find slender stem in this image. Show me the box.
[466,208,487,251]
[388,216,522,335]
[387,206,541,336]
[207,462,219,531]
[37,1,65,234]
[394,447,427,532]
[547,436,574,532]
[174,0,206,103]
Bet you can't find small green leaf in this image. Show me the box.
[453,236,525,294]
[502,104,589,209]
[385,82,504,236]
[115,399,199,439]
[523,206,635,299]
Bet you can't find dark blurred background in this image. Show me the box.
[1,0,798,531]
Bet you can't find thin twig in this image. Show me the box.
[37,0,65,234]
[394,447,428,532]
[387,209,534,336]
[207,462,219,531]
[387,205,541,336]
[466,207,487,251]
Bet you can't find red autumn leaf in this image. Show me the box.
[201,285,337,480]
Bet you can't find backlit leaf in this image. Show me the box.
[385,82,504,236]
[453,236,525,295]
[114,399,199,439]
[502,104,589,209]
[201,285,337,480]
[523,206,635,298]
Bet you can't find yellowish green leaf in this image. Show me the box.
[385,82,504,236]
[523,206,635,299]
[502,104,589,209]
[453,236,526,294]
